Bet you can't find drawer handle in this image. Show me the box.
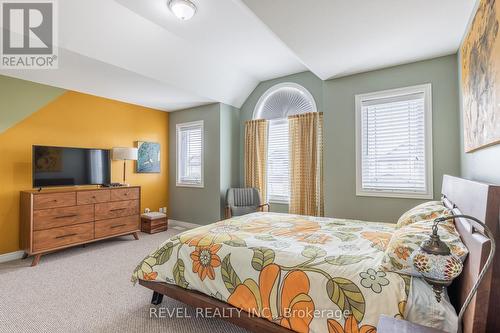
[55,233,77,239]
[124,193,128,196]
[55,214,77,219]
[52,199,58,202]
[92,196,96,199]
[111,224,126,229]
[110,208,126,212]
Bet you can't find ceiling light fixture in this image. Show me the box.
[168,0,197,21]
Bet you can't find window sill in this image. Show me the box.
[176,183,204,188]
[356,190,433,200]
[269,199,289,205]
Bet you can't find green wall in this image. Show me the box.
[220,104,241,217]
[324,55,460,222]
[0,75,65,133]
[239,55,461,222]
[169,103,240,224]
[169,103,222,224]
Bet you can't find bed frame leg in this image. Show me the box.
[151,291,163,305]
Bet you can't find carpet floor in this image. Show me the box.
[0,228,247,333]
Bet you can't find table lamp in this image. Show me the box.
[112,147,138,186]
[412,214,495,333]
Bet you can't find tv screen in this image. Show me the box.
[33,146,111,188]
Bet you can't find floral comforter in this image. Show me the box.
[132,212,411,333]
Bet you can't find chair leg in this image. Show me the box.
[225,207,232,219]
[151,291,164,305]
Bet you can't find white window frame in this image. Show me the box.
[176,120,204,188]
[253,82,317,120]
[355,84,433,199]
[266,118,290,204]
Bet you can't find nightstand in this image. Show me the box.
[377,316,444,333]
[141,212,168,234]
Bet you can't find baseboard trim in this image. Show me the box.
[0,250,24,263]
[169,219,200,230]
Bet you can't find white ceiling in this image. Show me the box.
[0,0,305,111]
[0,0,477,111]
[1,49,212,111]
[242,0,477,80]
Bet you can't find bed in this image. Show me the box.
[132,176,500,333]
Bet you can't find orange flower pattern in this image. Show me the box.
[240,216,321,238]
[327,315,377,333]
[396,201,452,228]
[395,246,410,260]
[132,212,414,333]
[180,223,245,247]
[142,272,158,281]
[228,264,315,333]
[361,231,392,251]
[190,244,222,281]
[296,232,332,244]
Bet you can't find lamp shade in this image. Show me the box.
[411,214,496,333]
[412,218,463,302]
[112,147,138,161]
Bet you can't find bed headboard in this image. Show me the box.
[441,175,500,333]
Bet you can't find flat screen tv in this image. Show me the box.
[33,145,111,188]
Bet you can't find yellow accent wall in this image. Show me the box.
[0,91,169,255]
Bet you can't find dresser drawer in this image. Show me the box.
[33,204,94,230]
[33,192,76,210]
[95,200,139,220]
[33,223,94,252]
[95,215,139,238]
[110,187,139,201]
[77,190,110,205]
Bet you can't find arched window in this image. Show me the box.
[253,83,317,203]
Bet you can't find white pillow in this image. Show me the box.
[405,278,458,333]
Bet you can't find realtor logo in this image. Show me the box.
[1,0,58,68]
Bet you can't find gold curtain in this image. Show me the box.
[244,119,268,202]
[289,112,324,216]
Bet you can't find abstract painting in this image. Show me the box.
[136,141,160,173]
[461,0,500,152]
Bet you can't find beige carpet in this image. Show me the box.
[0,229,247,333]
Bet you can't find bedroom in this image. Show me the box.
[0,0,499,332]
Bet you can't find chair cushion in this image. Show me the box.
[231,206,259,217]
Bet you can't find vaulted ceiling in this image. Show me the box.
[0,0,477,111]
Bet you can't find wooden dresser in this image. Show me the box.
[20,186,141,266]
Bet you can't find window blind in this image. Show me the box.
[267,119,289,203]
[177,121,203,186]
[360,92,427,194]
